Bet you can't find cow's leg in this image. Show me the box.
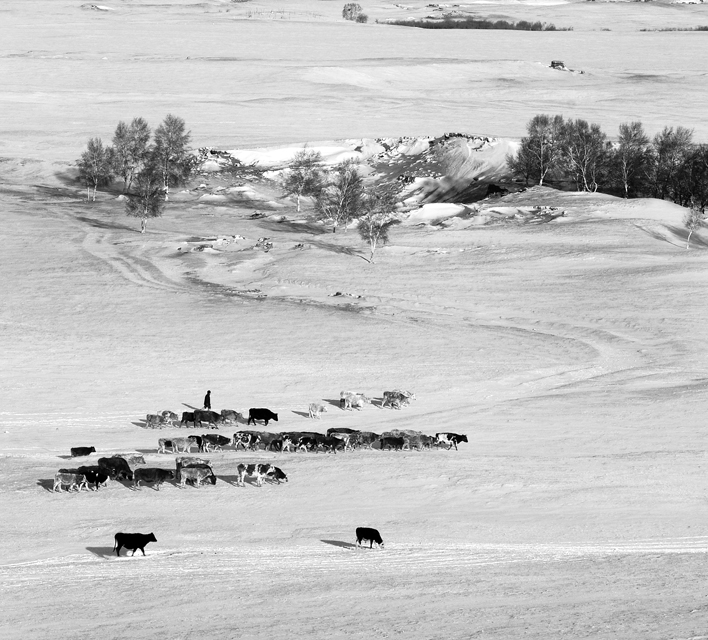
[453,441,458,451]
[116,545,122,556]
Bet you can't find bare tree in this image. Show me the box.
[77,137,113,201]
[507,114,564,186]
[112,117,151,193]
[357,187,401,263]
[315,160,363,232]
[612,121,653,198]
[153,114,192,199]
[125,165,165,233]
[652,126,693,203]
[281,149,324,213]
[560,119,610,192]
[684,199,705,249]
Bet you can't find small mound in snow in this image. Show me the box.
[405,203,473,224]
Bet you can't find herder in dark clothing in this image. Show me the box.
[203,390,211,410]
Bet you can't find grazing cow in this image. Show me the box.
[53,472,88,493]
[308,403,327,419]
[179,466,217,487]
[339,391,372,411]
[356,527,384,549]
[160,410,179,426]
[113,532,157,557]
[76,466,110,490]
[98,456,133,481]
[248,408,278,427]
[133,468,174,490]
[157,438,173,454]
[145,414,166,429]
[180,411,195,427]
[220,409,242,424]
[379,436,405,451]
[171,436,200,453]
[435,432,469,451]
[237,463,281,487]
[233,431,262,451]
[194,410,223,429]
[70,446,96,457]
[114,453,146,465]
[350,431,380,449]
[201,433,231,452]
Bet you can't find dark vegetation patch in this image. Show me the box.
[384,17,571,31]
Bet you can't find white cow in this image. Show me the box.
[308,403,328,419]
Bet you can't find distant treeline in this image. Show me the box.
[640,26,708,32]
[507,115,708,209]
[385,17,570,31]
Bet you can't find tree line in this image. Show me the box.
[507,115,708,211]
[76,114,193,232]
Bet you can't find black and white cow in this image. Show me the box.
[114,532,157,556]
[233,431,262,451]
[201,433,231,452]
[435,432,468,451]
[237,463,282,487]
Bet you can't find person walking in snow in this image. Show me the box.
[203,390,211,410]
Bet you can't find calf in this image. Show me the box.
[355,527,384,549]
[379,436,405,451]
[114,453,146,465]
[70,446,96,458]
[247,408,278,427]
[435,432,468,451]
[98,456,133,481]
[340,391,372,411]
[308,403,327,419]
[113,532,157,557]
[53,472,88,492]
[220,409,242,424]
[179,466,217,487]
[145,414,166,429]
[160,410,179,426]
[133,468,174,490]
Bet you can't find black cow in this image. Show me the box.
[435,432,469,451]
[76,466,109,490]
[356,527,384,549]
[114,532,157,557]
[133,467,174,490]
[98,456,133,481]
[70,446,96,457]
[201,433,231,452]
[194,410,223,429]
[295,436,318,452]
[317,435,345,454]
[180,411,195,427]
[379,436,405,451]
[248,408,278,427]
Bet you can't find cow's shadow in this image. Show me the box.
[86,546,115,559]
[135,449,154,455]
[132,420,148,429]
[291,410,310,418]
[321,539,356,550]
[37,479,55,492]
[216,474,241,487]
[323,398,342,409]
[56,454,73,460]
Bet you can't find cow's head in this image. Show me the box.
[148,533,157,543]
[207,473,217,485]
[459,435,469,443]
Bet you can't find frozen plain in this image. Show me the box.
[2,1,708,638]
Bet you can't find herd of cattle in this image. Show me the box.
[51,390,469,493]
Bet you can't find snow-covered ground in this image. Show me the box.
[2,1,708,638]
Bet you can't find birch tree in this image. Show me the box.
[153,114,192,199]
[77,137,113,201]
[357,187,400,263]
[315,160,363,232]
[281,149,324,212]
[125,165,165,233]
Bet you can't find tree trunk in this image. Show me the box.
[296,192,301,213]
[86,186,90,202]
[141,217,147,234]
[92,182,97,202]
[686,229,693,249]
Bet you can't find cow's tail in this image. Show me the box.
[112,534,119,551]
